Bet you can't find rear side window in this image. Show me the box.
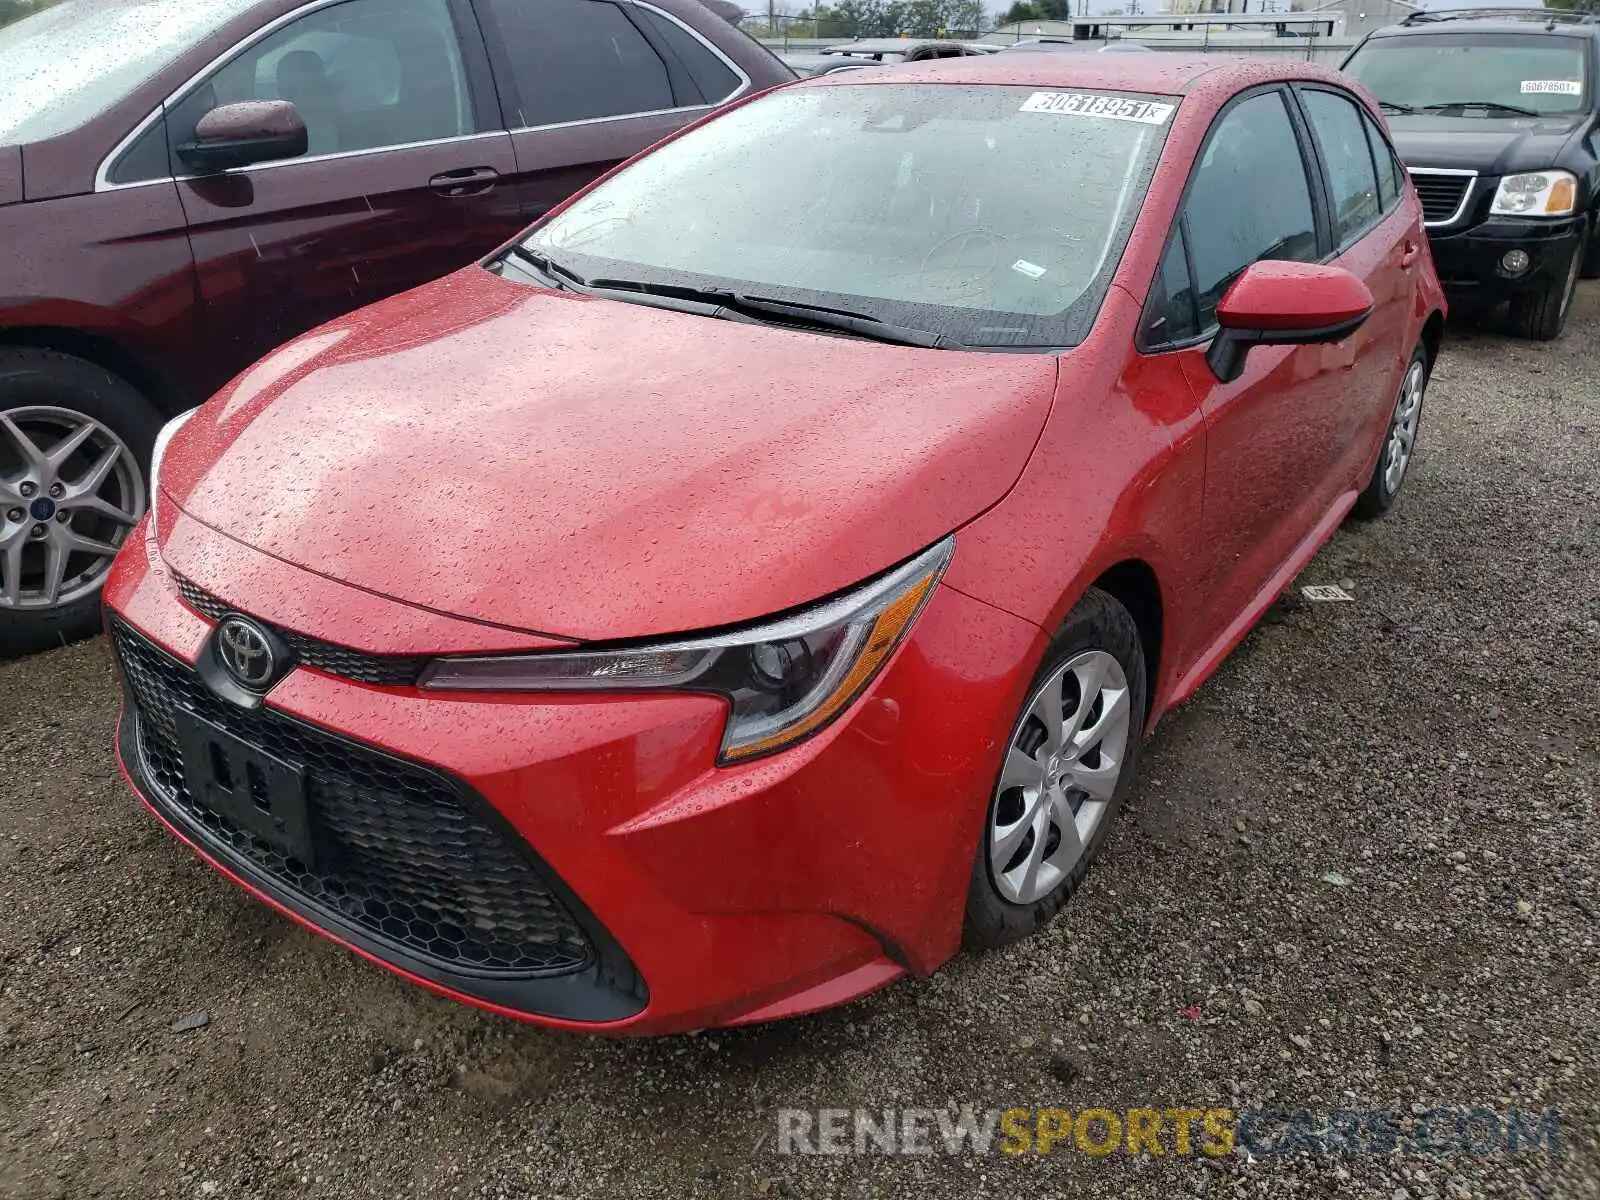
[478,0,675,127]
[1361,108,1406,212]
[1300,88,1382,248]
[634,7,741,104]
[1181,89,1319,330]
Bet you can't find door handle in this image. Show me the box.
[429,167,500,198]
[1400,239,1421,268]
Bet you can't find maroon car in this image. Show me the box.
[0,0,789,654]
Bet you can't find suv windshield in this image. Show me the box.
[516,83,1173,349]
[0,0,258,143]
[1343,32,1589,117]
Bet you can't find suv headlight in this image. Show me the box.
[420,538,954,764]
[1491,170,1578,217]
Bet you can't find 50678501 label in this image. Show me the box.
[1020,92,1177,124]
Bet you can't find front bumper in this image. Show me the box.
[105,515,1046,1034]
[1427,215,1585,296]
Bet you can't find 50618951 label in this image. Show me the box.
[1020,92,1177,124]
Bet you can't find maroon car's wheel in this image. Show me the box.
[965,588,1147,949]
[0,349,160,657]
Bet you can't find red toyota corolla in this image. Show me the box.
[104,54,1444,1034]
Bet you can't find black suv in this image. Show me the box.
[1343,8,1600,338]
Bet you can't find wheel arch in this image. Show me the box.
[0,326,184,417]
[1084,558,1164,721]
[1419,309,1445,372]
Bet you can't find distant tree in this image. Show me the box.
[0,0,53,28]
[998,0,1073,23]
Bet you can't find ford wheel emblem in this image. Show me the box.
[216,616,278,689]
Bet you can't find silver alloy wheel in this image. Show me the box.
[0,406,146,610]
[1382,360,1426,497]
[988,649,1133,905]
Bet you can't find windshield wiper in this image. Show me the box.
[581,278,962,349]
[504,245,591,291]
[1378,99,1418,114]
[1419,100,1541,117]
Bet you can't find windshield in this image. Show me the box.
[1343,33,1589,116]
[519,84,1173,348]
[0,0,257,143]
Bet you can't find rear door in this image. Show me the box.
[472,0,750,223]
[169,0,521,381]
[1292,84,1418,489]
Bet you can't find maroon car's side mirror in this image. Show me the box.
[1208,261,1375,383]
[178,101,309,174]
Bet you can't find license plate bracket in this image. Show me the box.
[173,709,315,868]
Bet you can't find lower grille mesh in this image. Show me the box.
[112,620,593,977]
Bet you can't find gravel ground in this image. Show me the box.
[2,295,1597,1200]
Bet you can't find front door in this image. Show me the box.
[167,0,521,390]
[1168,87,1350,638]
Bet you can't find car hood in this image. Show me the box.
[164,268,1058,643]
[1387,114,1583,174]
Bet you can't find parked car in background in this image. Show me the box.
[1342,8,1600,339]
[1000,38,1149,53]
[106,54,1443,1034]
[817,38,997,66]
[780,51,881,77]
[0,0,790,655]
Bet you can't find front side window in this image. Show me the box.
[1181,89,1319,330]
[0,0,259,143]
[167,0,475,161]
[1300,88,1382,247]
[1343,33,1589,117]
[478,0,676,127]
[516,84,1174,348]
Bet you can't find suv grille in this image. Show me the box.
[112,620,593,978]
[1411,171,1474,225]
[173,574,429,687]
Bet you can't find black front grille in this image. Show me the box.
[112,620,593,978]
[1411,172,1473,225]
[173,574,429,687]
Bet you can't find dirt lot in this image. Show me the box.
[2,295,1598,1200]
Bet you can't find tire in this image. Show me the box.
[1352,342,1428,521]
[1508,220,1584,341]
[0,349,162,658]
[964,587,1148,949]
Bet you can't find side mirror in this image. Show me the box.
[177,101,308,174]
[1207,261,1375,384]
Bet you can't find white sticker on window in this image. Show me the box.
[1520,80,1582,95]
[1011,259,1048,279]
[1020,91,1176,124]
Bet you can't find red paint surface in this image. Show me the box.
[106,55,1446,1032]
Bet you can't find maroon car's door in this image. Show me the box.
[167,0,521,384]
[472,0,752,221]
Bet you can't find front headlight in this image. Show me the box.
[1491,170,1578,217]
[147,408,198,540]
[420,537,954,764]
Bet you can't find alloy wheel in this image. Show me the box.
[0,406,146,610]
[1382,360,1425,497]
[988,649,1133,905]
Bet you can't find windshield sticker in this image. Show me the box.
[1020,92,1175,124]
[1011,259,1048,279]
[1520,80,1582,95]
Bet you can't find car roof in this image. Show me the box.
[802,50,1354,97]
[1368,10,1600,37]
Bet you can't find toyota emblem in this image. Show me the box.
[216,616,278,690]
